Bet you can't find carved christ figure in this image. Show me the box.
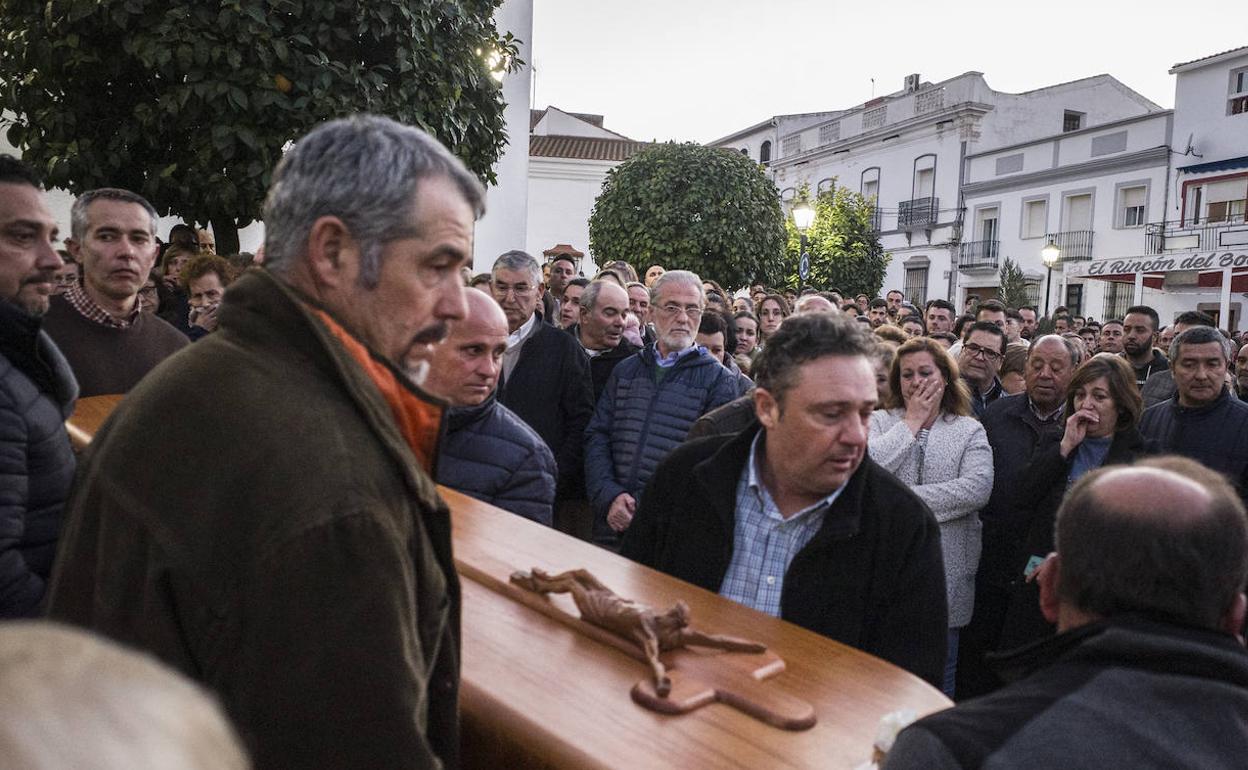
[510,567,766,697]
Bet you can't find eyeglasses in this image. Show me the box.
[658,303,703,319]
[492,283,534,298]
[963,343,1002,362]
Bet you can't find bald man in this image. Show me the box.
[426,289,556,525]
[886,456,1248,769]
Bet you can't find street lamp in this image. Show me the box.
[1041,238,1061,317]
[793,201,815,293]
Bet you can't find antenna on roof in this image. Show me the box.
[1183,132,1203,158]
[870,78,875,99]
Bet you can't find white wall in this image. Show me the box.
[472,0,533,273]
[1172,50,1248,183]
[525,157,617,275]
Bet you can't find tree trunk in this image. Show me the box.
[210,216,241,256]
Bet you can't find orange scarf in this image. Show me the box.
[310,308,442,473]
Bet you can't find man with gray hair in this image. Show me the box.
[490,249,595,501]
[48,115,481,768]
[621,312,947,685]
[1139,325,1248,505]
[585,270,740,550]
[886,456,1248,769]
[42,188,187,396]
[960,334,1078,697]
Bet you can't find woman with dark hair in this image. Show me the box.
[756,294,790,344]
[998,354,1148,650]
[696,312,751,395]
[952,313,976,341]
[156,243,200,334]
[869,337,994,696]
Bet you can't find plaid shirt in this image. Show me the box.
[62,282,141,329]
[718,432,845,617]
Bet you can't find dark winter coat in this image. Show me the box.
[46,271,461,769]
[620,424,948,687]
[686,393,758,440]
[1138,388,1248,507]
[565,324,639,404]
[0,301,77,617]
[497,320,595,498]
[886,616,1248,770]
[438,393,556,526]
[995,427,1148,650]
[584,345,739,547]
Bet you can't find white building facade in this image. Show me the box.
[960,110,1173,320]
[712,72,1160,307]
[524,107,649,274]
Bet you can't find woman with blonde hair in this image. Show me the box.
[869,337,994,696]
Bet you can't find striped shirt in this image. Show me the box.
[62,282,142,329]
[718,432,846,617]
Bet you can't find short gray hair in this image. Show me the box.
[492,249,541,287]
[650,269,703,305]
[1030,334,1080,366]
[581,279,623,312]
[262,114,486,287]
[1170,325,1233,362]
[70,188,158,240]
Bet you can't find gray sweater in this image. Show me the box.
[869,409,994,627]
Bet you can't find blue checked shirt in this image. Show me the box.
[718,432,846,617]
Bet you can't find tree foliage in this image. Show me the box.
[0,0,518,252]
[782,184,889,297]
[998,256,1033,310]
[588,142,786,289]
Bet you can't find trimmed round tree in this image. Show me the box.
[588,142,786,289]
[0,0,518,254]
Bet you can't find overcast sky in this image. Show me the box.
[527,0,1245,144]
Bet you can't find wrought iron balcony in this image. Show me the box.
[1145,218,1248,255]
[958,240,1000,271]
[1042,230,1094,262]
[898,197,939,229]
[866,206,882,233]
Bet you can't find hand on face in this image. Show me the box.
[903,376,943,432]
[1060,405,1099,458]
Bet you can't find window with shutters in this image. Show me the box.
[904,267,928,306]
[819,122,840,144]
[1203,178,1248,223]
[782,135,802,157]
[1022,198,1047,239]
[1119,186,1147,228]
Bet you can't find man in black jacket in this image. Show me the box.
[492,250,595,499]
[621,312,947,686]
[567,279,637,402]
[0,156,77,618]
[958,335,1076,698]
[1139,325,1248,506]
[886,457,1248,769]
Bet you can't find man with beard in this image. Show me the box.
[428,288,556,526]
[1017,306,1038,340]
[0,156,77,618]
[1121,305,1167,389]
[584,270,738,550]
[47,116,480,767]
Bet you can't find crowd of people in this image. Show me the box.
[1,114,1246,768]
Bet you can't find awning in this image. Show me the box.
[1177,155,1248,174]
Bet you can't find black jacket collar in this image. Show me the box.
[692,423,870,546]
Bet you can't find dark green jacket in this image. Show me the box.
[47,270,461,769]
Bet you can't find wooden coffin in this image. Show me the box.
[447,488,951,769]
